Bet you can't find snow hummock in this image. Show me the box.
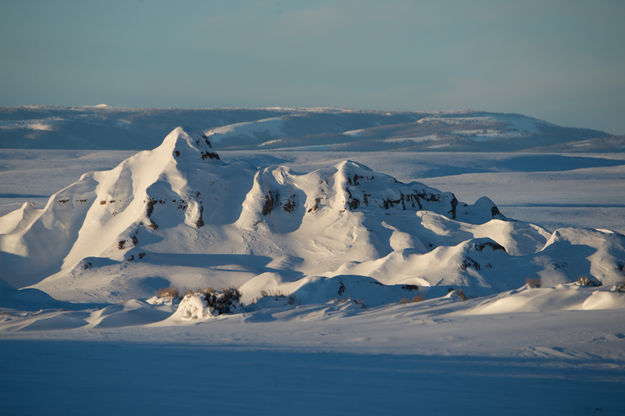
[169,293,212,321]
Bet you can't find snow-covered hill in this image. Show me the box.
[0,106,614,151]
[1,127,624,311]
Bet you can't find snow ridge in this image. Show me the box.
[0,127,624,310]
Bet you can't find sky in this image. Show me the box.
[1,0,624,134]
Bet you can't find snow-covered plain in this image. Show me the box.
[1,110,625,415]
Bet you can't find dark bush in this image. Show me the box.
[157,287,180,299]
[577,275,601,287]
[204,287,242,314]
[258,290,297,305]
[400,296,424,304]
[525,278,541,288]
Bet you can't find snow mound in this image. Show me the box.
[464,285,625,315]
[89,299,170,328]
[170,293,213,320]
[581,290,625,310]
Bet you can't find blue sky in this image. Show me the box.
[1,0,624,133]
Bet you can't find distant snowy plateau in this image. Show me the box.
[1,108,625,415]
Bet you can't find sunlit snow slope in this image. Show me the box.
[1,127,624,306]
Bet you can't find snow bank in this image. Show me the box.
[465,285,625,315]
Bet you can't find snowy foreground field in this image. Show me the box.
[1,119,625,414]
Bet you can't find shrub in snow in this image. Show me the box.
[163,287,243,317]
[147,287,181,306]
[577,276,601,287]
[258,290,297,305]
[204,287,242,315]
[447,288,467,301]
[399,296,424,304]
[525,278,542,288]
[157,287,180,300]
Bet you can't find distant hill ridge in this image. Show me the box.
[0,106,619,152]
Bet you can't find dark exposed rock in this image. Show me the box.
[338,282,346,295]
[262,191,277,216]
[283,194,297,213]
[347,198,360,210]
[450,196,458,219]
[145,199,159,230]
[307,197,321,213]
[201,151,220,160]
[473,241,506,252]
[202,134,213,148]
[196,203,204,228]
[460,256,480,271]
[553,262,567,270]
[345,188,360,210]
[146,199,156,217]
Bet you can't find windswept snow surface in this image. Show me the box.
[2,339,624,416]
[1,126,625,415]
